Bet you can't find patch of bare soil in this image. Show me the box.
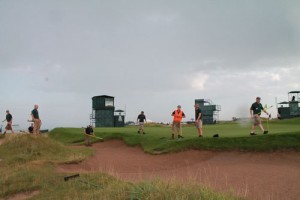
[1,191,39,200]
[58,140,300,200]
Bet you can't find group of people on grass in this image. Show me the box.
[1,97,270,148]
[135,104,203,140]
[1,105,42,135]
[136,96,270,140]
[84,97,270,146]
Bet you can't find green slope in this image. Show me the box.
[49,118,300,153]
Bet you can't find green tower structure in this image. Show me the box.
[90,95,126,127]
[277,91,300,119]
[91,95,115,127]
[195,99,221,124]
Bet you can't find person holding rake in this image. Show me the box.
[250,97,269,136]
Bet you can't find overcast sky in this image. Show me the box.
[0,0,299,130]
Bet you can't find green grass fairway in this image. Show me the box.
[50,118,300,153]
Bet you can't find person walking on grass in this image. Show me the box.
[250,97,269,136]
[195,104,203,138]
[137,111,147,134]
[31,105,42,135]
[2,110,14,134]
[171,105,186,139]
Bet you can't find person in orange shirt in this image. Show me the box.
[171,105,186,139]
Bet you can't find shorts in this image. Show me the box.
[195,120,203,129]
[5,123,12,130]
[253,115,262,126]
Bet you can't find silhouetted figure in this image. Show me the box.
[292,96,295,101]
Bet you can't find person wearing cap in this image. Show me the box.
[194,104,203,137]
[31,105,42,135]
[137,111,147,134]
[2,110,14,134]
[171,105,186,139]
[250,97,269,135]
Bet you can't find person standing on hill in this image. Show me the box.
[171,105,186,139]
[31,105,42,135]
[2,110,14,134]
[194,104,203,137]
[250,97,269,135]
[137,111,147,134]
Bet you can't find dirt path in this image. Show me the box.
[58,140,300,200]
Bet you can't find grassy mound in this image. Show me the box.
[49,118,300,153]
[0,134,93,165]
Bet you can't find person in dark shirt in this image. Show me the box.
[28,123,34,133]
[31,105,42,135]
[2,110,14,134]
[84,125,93,146]
[194,104,203,137]
[250,97,269,135]
[137,111,147,134]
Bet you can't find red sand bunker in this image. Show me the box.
[58,140,300,200]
